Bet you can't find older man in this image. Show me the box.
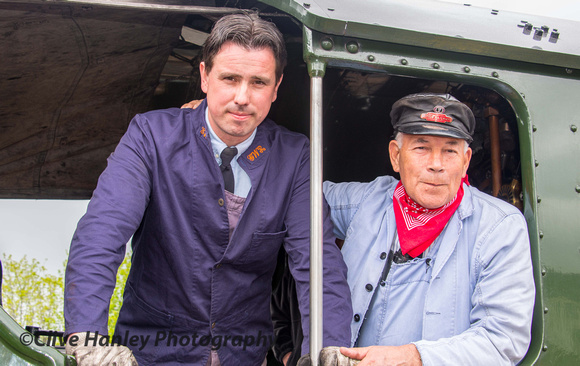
[308,93,534,366]
[64,13,352,366]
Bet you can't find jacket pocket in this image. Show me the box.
[237,228,288,267]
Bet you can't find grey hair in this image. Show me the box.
[201,13,287,83]
[394,132,469,153]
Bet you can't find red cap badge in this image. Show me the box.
[420,105,452,123]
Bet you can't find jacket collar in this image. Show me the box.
[192,99,272,171]
[430,183,474,279]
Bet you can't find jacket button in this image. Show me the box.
[218,198,224,206]
[380,252,387,260]
[365,283,373,292]
[354,314,361,322]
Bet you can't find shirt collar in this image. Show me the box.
[205,107,257,163]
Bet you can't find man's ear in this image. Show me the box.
[271,74,284,103]
[462,146,473,177]
[389,139,401,173]
[200,62,208,93]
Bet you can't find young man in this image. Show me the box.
[64,13,352,366]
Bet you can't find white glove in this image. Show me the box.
[65,332,138,366]
[297,346,359,366]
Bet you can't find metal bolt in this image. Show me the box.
[537,196,541,203]
[432,63,440,69]
[532,125,537,132]
[463,66,471,73]
[367,55,375,62]
[566,68,573,74]
[575,185,580,193]
[543,345,548,352]
[544,307,549,314]
[571,125,578,132]
[492,71,499,78]
[535,160,539,167]
[541,268,546,276]
[346,41,359,53]
[539,230,544,239]
[401,59,408,65]
[303,3,311,8]
[321,38,333,51]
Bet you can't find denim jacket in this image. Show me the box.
[324,176,534,366]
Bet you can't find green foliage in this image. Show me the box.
[1,252,132,336]
[1,254,65,331]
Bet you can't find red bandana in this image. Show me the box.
[393,177,468,258]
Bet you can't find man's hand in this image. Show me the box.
[297,346,359,366]
[65,332,138,366]
[181,99,203,109]
[340,344,422,366]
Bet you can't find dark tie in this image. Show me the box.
[220,146,237,193]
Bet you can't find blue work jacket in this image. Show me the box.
[64,100,352,365]
[324,176,534,366]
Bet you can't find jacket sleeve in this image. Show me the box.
[282,143,353,356]
[322,180,368,240]
[414,212,535,366]
[64,115,153,336]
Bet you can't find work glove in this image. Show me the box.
[297,346,359,366]
[65,332,138,366]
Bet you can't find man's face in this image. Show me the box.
[200,42,283,147]
[389,134,472,209]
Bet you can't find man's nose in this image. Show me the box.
[428,151,444,172]
[234,83,250,105]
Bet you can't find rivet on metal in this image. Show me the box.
[367,55,375,62]
[321,38,334,51]
[543,345,548,352]
[463,66,471,73]
[303,3,311,9]
[492,71,499,78]
[346,41,359,54]
[535,160,539,167]
[401,59,408,65]
[532,125,537,132]
[575,185,580,193]
[571,125,578,132]
[544,307,549,314]
[432,63,440,69]
[539,230,544,239]
[565,68,573,74]
[537,196,541,203]
[541,268,546,276]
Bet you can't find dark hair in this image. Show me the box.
[201,13,287,82]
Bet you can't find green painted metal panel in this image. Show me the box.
[0,307,75,365]
[293,4,580,361]
[262,0,580,69]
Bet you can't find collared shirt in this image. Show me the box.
[324,176,534,366]
[205,107,255,198]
